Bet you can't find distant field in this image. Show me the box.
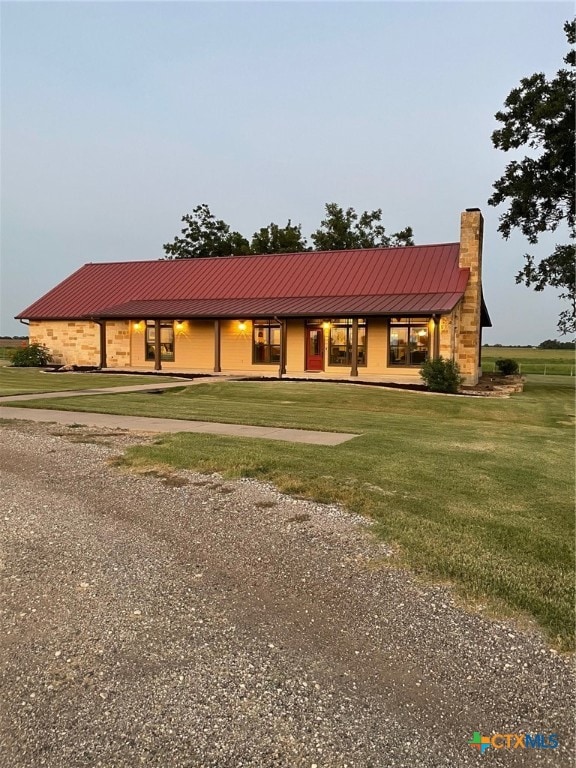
[482,347,574,376]
[0,343,27,361]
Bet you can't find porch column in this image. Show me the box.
[432,315,440,359]
[214,319,221,372]
[350,318,359,377]
[281,319,287,375]
[99,321,107,369]
[154,319,162,371]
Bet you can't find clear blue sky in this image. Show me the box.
[1,1,571,343]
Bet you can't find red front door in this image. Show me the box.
[306,327,324,371]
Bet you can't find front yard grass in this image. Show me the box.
[0,367,183,397]
[4,376,574,648]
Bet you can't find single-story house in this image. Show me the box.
[16,208,491,384]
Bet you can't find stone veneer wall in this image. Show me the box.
[439,310,457,359]
[455,210,483,384]
[30,321,100,366]
[29,320,131,367]
[105,321,131,367]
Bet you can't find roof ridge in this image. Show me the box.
[81,242,460,267]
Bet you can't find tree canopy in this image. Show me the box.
[163,203,414,259]
[163,204,251,259]
[488,20,575,334]
[311,204,414,250]
[538,338,575,350]
[250,221,309,253]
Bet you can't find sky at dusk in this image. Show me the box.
[1,1,572,343]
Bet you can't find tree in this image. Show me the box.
[488,20,575,334]
[163,204,251,259]
[250,220,309,253]
[538,338,575,349]
[164,202,414,259]
[311,203,414,250]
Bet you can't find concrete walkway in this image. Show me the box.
[0,377,225,403]
[0,406,357,445]
[0,378,359,444]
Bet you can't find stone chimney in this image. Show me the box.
[456,209,484,384]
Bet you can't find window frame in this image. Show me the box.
[145,320,175,362]
[388,317,430,367]
[327,318,367,368]
[252,319,281,365]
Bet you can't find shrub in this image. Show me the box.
[495,357,519,376]
[419,357,464,393]
[10,343,52,367]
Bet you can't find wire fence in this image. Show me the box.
[483,361,574,376]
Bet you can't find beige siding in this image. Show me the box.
[130,321,147,367]
[365,318,388,373]
[129,319,215,370]
[285,319,305,373]
[221,319,277,373]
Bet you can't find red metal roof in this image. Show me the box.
[17,243,472,320]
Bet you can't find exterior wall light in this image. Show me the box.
[133,321,143,331]
[238,321,247,332]
[322,321,331,331]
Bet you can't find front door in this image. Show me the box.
[306,327,324,371]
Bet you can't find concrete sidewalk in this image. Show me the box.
[0,406,358,445]
[0,377,225,402]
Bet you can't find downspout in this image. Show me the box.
[19,319,30,326]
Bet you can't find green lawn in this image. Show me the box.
[0,367,183,397]
[5,376,574,648]
[482,346,575,375]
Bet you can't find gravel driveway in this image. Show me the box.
[0,422,573,768]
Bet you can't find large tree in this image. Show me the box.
[311,203,414,250]
[250,221,309,253]
[488,20,575,334]
[164,203,414,259]
[163,204,251,259]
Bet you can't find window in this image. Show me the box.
[253,320,281,364]
[145,321,175,361]
[389,318,429,366]
[328,319,366,367]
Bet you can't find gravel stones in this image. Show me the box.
[0,422,573,767]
